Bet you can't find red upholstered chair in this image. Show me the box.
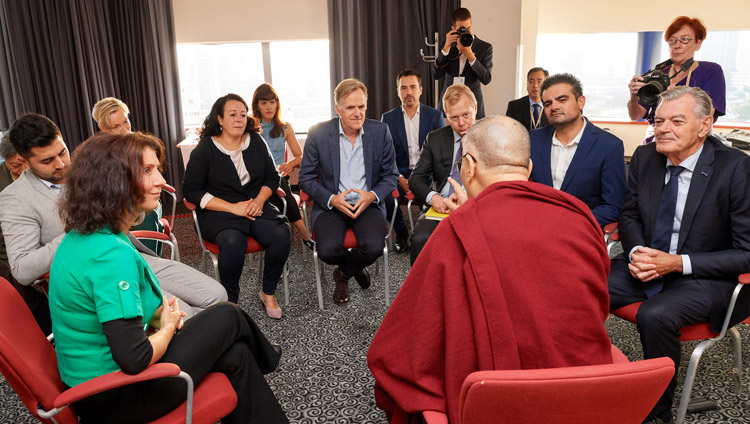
[299,189,399,309]
[0,277,237,424]
[403,190,418,233]
[603,222,620,257]
[130,230,178,261]
[423,351,674,424]
[611,272,750,423]
[183,191,290,306]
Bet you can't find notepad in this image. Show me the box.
[424,206,449,221]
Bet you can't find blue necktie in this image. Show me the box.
[448,140,462,196]
[644,165,684,297]
[532,104,541,128]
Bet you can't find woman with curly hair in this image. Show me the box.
[49,132,288,423]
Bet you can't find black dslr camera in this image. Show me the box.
[456,27,473,47]
[637,58,694,105]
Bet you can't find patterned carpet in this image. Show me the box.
[2,204,750,423]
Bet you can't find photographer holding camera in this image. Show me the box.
[434,7,493,119]
[627,16,726,143]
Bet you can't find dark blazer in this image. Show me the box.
[298,118,398,227]
[182,133,282,240]
[506,95,548,131]
[408,126,456,205]
[434,36,493,119]
[618,136,750,330]
[381,103,445,178]
[530,121,626,226]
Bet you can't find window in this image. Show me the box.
[177,40,331,133]
[537,31,750,123]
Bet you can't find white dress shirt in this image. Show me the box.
[550,119,587,190]
[402,105,421,169]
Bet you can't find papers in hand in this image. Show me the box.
[425,206,449,221]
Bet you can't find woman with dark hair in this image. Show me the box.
[627,16,726,142]
[49,132,288,423]
[183,94,290,317]
[251,83,312,250]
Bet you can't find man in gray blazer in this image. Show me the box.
[0,114,226,322]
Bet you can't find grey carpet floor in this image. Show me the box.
[2,205,750,423]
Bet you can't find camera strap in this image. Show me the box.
[669,58,695,85]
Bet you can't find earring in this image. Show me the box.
[219,125,223,131]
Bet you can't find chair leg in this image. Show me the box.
[282,262,289,307]
[313,249,324,310]
[407,199,415,233]
[676,339,716,424]
[171,235,181,262]
[383,246,390,306]
[209,252,220,283]
[729,326,742,395]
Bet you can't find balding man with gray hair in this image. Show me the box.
[369,115,613,423]
[609,86,750,424]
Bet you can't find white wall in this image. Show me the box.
[173,0,328,43]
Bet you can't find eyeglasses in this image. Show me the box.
[448,112,474,123]
[668,36,695,45]
[455,152,475,172]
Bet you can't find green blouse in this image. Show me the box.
[49,229,163,387]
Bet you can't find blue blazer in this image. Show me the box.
[381,103,445,178]
[530,121,626,226]
[299,118,398,227]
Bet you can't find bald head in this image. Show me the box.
[464,116,530,172]
[460,116,531,198]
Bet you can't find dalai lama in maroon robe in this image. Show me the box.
[367,116,613,424]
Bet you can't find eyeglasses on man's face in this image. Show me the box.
[455,152,475,172]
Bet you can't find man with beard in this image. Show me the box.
[381,69,444,254]
[529,73,626,227]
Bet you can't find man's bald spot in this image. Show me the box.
[464,116,530,172]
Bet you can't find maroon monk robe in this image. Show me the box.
[367,181,613,424]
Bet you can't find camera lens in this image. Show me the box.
[637,83,663,106]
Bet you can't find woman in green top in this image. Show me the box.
[49,132,288,423]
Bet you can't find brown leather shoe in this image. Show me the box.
[332,267,350,304]
[353,268,371,289]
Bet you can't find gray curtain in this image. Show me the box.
[0,0,185,191]
[328,0,458,119]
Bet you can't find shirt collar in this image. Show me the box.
[667,143,704,173]
[552,118,587,147]
[401,104,421,117]
[452,129,463,143]
[338,119,365,138]
[528,97,543,107]
[37,175,63,193]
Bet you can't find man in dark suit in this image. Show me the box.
[434,7,492,119]
[299,79,398,305]
[381,69,444,253]
[609,86,750,424]
[506,67,549,131]
[530,73,626,227]
[408,84,476,265]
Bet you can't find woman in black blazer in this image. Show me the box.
[183,94,290,318]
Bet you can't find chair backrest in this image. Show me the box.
[0,278,78,423]
[458,357,674,424]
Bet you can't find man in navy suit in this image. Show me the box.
[609,86,750,423]
[529,73,626,227]
[506,67,549,131]
[434,7,492,119]
[299,79,398,305]
[381,69,444,253]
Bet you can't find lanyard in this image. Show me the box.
[670,61,695,87]
[529,105,543,129]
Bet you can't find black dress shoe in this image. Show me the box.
[393,230,409,253]
[302,239,315,251]
[353,268,371,289]
[332,267,350,304]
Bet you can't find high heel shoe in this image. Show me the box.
[259,291,282,319]
[303,239,315,251]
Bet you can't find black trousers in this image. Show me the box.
[214,217,290,302]
[609,256,716,421]
[409,212,440,266]
[73,303,288,424]
[313,205,385,277]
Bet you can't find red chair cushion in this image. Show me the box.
[150,372,237,424]
[611,302,718,341]
[203,238,265,255]
[310,229,358,249]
